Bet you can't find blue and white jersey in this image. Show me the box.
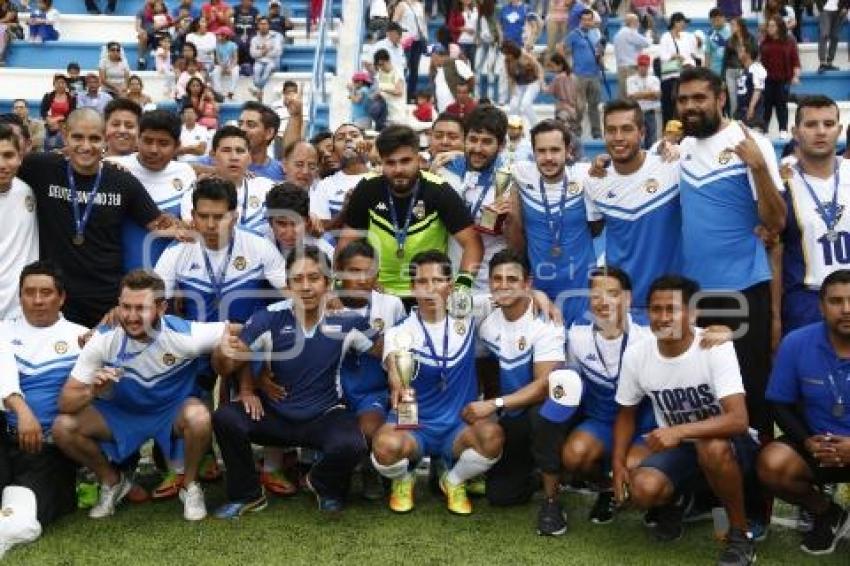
[584,154,683,306]
[678,122,784,291]
[155,227,287,324]
[309,170,368,221]
[0,317,87,429]
[479,302,565,416]
[340,291,406,402]
[782,158,850,293]
[108,154,196,271]
[71,316,225,412]
[512,160,599,326]
[440,154,508,290]
[568,317,654,423]
[383,312,478,431]
[242,302,374,421]
[180,175,275,238]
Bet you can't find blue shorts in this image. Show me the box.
[575,418,649,457]
[638,434,759,493]
[347,391,388,417]
[95,398,186,464]
[386,414,467,465]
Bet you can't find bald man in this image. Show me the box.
[282,140,319,190]
[16,108,176,327]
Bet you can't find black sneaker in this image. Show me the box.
[643,507,661,528]
[537,498,567,536]
[825,63,840,71]
[589,491,615,524]
[683,490,715,523]
[818,64,828,74]
[718,528,756,566]
[801,502,850,555]
[653,498,685,542]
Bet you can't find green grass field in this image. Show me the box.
[7,476,849,565]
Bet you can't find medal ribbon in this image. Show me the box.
[201,237,236,307]
[67,160,104,241]
[415,310,449,386]
[538,175,568,250]
[385,179,421,254]
[796,161,840,235]
[592,328,629,383]
[466,161,497,220]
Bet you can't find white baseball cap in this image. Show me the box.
[539,369,582,423]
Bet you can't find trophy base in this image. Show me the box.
[394,422,421,430]
[474,225,502,236]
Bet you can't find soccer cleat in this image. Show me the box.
[389,475,415,513]
[465,475,486,497]
[151,472,184,500]
[439,474,472,516]
[652,498,685,542]
[360,464,385,502]
[801,502,850,555]
[180,482,207,521]
[260,471,297,497]
[717,528,756,566]
[199,455,222,482]
[213,494,268,519]
[589,491,616,524]
[305,472,344,513]
[89,474,132,519]
[537,498,568,536]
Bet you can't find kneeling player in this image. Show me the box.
[613,276,757,566]
[52,271,229,521]
[757,270,850,556]
[463,249,577,534]
[371,251,504,515]
[337,240,405,499]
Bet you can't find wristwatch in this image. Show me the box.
[493,397,505,416]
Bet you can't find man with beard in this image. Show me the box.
[438,105,509,290]
[311,124,371,236]
[506,119,599,326]
[676,66,785,438]
[338,125,483,308]
[103,99,142,158]
[583,99,682,320]
[779,95,850,334]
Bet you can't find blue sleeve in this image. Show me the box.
[765,333,800,403]
[239,309,273,347]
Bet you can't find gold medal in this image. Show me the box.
[72,234,85,246]
[454,320,466,335]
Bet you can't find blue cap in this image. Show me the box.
[539,369,583,423]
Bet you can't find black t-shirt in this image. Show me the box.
[234,6,258,38]
[18,152,160,299]
[342,170,472,295]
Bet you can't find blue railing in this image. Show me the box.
[307,0,332,138]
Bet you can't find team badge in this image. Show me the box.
[172,178,184,191]
[54,341,68,354]
[553,384,565,400]
[454,320,467,335]
[249,196,261,209]
[162,353,176,366]
[233,256,247,271]
[413,200,426,219]
[518,336,527,351]
[24,195,34,212]
[718,149,734,165]
[567,181,581,195]
[643,179,660,194]
[371,318,385,332]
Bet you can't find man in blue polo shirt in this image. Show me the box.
[562,9,603,139]
[211,246,379,516]
[757,269,850,556]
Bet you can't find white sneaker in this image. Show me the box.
[180,482,207,521]
[89,474,132,519]
[0,541,13,559]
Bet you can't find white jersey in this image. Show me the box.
[178,125,211,163]
[783,158,850,288]
[180,175,275,237]
[0,178,38,320]
[0,338,19,403]
[616,329,747,430]
[0,316,87,427]
[310,170,368,220]
[107,154,196,215]
[478,302,565,401]
[347,290,406,333]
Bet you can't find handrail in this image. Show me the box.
[307,0,332,138]
[353,0,366,73]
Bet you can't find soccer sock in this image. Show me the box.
[263,447,284,473]
[446,449,500,486]
[370,454,411,480]
[0,486,42,549]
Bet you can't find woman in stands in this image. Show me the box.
[186,17,217,74]
[723,17,757,118]
[0,0,20,66]
[197,85,219,130]
[39,73,75,151]
[759,15,800,140]
[126,75,153,110]
[179,77,206,117]
[99,41,131,96]
[501,40,542,129]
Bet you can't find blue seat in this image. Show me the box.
[50,0,342,19]
[791,71,850,101]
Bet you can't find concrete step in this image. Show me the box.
[45,0,342,19]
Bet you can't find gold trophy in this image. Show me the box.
[477,165,512,235]
[390,330,419,429]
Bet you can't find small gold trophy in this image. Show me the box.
[477,165,512,235]
[390,330,419,429]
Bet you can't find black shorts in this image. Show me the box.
[775,436,850,485]
[0,431,77,526]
